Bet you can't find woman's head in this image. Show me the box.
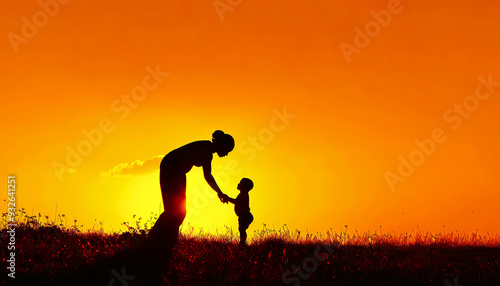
[212,130,234,157]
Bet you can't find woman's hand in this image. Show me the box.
[218,192,229,204]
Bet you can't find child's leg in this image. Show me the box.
[239,226,247,245]
[238,212,253,245]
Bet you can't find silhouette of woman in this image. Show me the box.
[147,130,234,270]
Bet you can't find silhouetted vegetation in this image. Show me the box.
[2,209,500,285]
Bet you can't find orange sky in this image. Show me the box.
[1,0,499,237]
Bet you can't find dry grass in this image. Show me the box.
[2,209,500,285]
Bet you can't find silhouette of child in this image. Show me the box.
[226,178,254,246]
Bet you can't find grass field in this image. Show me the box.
[2,209,500,286]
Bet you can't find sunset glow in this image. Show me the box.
[2,0,499,238]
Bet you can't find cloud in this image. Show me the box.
[49,167,77,175]
[100,155,163,177]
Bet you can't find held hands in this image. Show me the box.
[218,192,229,204]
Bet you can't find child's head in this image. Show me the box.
[237,178,253,192]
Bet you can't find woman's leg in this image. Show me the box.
[160,168,187,222]
[148,168,187,272]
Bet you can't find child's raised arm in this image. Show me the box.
[225,196,237,204]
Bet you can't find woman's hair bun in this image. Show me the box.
[212,130,225,139]
[212,130,235,152]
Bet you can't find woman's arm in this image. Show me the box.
[203,163,228,202]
